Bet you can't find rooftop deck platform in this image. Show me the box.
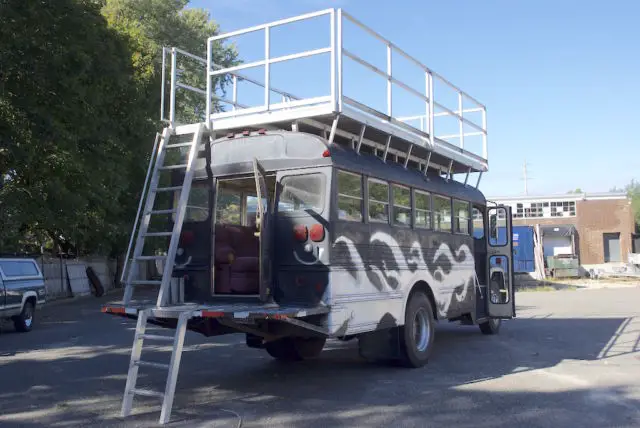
[162,8,489,177]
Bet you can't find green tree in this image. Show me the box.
[567,188,583,194]
[611,180,640,231]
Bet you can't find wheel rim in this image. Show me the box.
[24,305,33,328]
[413,308,430,352]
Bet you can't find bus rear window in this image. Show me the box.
[278,174,325,213]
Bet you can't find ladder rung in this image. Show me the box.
[166,142,194,149]
[130,388,164,398]
[130,280,162,286]
[136,360,170,370]
[135,255,167,261]
[144,232,173,237]
[140,334,175,342]
[159,164,188,171]
[155,186,182,192]
[147,209,177,215]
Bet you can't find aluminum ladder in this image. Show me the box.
[121,309,192,424]
[122,123,205,307]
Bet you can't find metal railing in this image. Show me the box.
[157,8,490,162]
[161,47,208,125]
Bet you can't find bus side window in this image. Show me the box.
[473,206,485,239]
[337,170,363,222]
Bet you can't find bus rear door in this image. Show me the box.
[486,206,515,318]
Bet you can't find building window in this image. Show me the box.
[414,190,432,229]
[453,199,470,234]
[433,195,452,232]
[393,184,411,226]
[337,170,363,221]
[368,178,389,223]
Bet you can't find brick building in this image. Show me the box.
[487,192,637,266]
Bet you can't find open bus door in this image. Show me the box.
[252,158,273,302]
[486,206,516,318]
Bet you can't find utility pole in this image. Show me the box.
[521,159,532,195]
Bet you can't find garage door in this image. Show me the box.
[543,236,573,258]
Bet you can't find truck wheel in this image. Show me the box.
[399,292,435,368]
[265,337,326,361]
[479,318,501,335]
[13,300,35,333]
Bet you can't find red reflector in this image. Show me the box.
[496,258,502,265]
[293,224,308,241]
[322,149,331,157]
[242,130,250,136]
[310,224,325,241]
[202,310,224,318]
[180,230,194,246]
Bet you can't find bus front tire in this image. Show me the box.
[399,292,435,368]
[479,318,501,335]
[265,337,326,361]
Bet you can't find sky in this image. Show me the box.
[188,0,639,197]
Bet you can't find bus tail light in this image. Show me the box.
[310,224,325,242]
[293,224,308,241]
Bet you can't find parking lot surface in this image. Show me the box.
[1,287,639,427]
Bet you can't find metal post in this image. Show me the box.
[476,171,483,188]
[482,107,488,159]
[330,8,336,112]
[447,160,453,181]
[170,48,177,126]
[383,136,391,162]
[328,115,339,145]
[356,124,366,154]
[264,26,271,109]
[337,8,343,112]
[404,145,412,168]
[161,47,166,121]
[232,75,238,111]
[464,167,471,186]
[387,44,392,117]
[424,71,429,135]
[423,151,432,176]
[205,42,212,124]
[458,92,464,149]
[428,72,434,147]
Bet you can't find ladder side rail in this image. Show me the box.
[121,309,150,417]
[156,125,205,307]
[121,132,161,286]
[158,311,191,424]
[123,128,172,304]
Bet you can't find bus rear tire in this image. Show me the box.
[479,318,501,335]
[265,337,326,361]
[399,292,435,368]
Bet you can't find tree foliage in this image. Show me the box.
[0,0,237,255]
[612,180,640,231]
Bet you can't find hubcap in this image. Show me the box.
[413,308,430,352]
[24,306,33,328]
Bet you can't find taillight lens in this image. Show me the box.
[310,224,325,242]
[293,224,308,241]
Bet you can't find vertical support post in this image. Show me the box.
[328,115,339,145]
[423,151,432,176]
[464,167,471,186]
[169,47,177,126]
[428,72,435,147]
[447,160,453,181]
[476,171,483,188]
[383,136,391,162]
[330,8,336,112]
[482,107,488,160]
[264,26,271,109]
[404,145,412,168]
[337,8,343,113]
[458,92,464,149]
[205,41,212,125]
[232,75,238,111]
[356,124,366,154]
[161,47,166,121]
[387,44,392,117]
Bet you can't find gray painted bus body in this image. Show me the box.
[175,129,489,337]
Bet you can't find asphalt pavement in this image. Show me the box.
[1,286,639,427]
